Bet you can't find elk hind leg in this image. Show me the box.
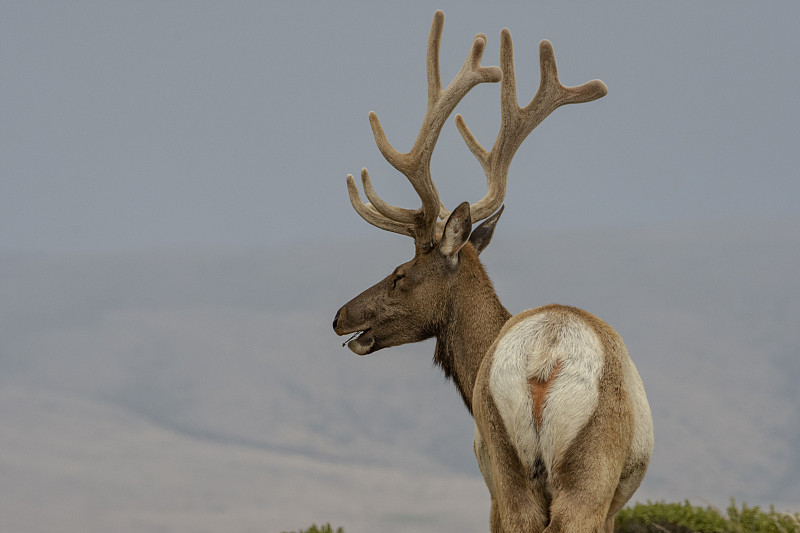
[544,440,628,532]
[605,484,631,533]
[479,404,549,531]
[484,423,550,531]
[490,498,505,533]
[544,465,622,533]
[492,462,549,532]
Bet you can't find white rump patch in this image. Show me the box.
[489,310,604,475]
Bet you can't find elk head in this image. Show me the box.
[333,11,607,356]
[333,201,503,355]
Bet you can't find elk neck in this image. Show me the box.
[434,244,512,415]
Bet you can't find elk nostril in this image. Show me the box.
[333,308,343,331]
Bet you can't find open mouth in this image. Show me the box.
[341,329,375,355]
[341,330,366,347]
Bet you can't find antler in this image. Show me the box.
[346,15,607,250]
[454,30,608,221]
[346,10,502,250]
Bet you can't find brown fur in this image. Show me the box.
[336,236,652,532]
[434,243,511,411]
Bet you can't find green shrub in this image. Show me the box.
[283,501,799,533]
[280,524,344,533]
[615,500,800,533]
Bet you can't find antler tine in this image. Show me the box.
[359,168,415,224]
[347,10,502,249]
[346,173,415,236]
[456,29,608,224]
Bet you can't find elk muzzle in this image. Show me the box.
[333,304,377,356]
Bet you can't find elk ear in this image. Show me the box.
[438,202,472,264]
[468,205,504,255]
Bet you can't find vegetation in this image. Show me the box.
[284,501,799,533]
[281,524,343,533]
[615,500,800,533]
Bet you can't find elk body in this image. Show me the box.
[333,11,653,533]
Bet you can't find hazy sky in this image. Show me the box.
[2,2,799,254]
[2,3,800,530]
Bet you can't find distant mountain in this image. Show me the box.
[1,220,798,532]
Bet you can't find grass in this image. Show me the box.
[615,500,800,533]
[284,501,800,533]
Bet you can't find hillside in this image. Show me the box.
[1,220,798,531]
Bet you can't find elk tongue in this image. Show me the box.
[347,331,375,356]
[342,331,361,347]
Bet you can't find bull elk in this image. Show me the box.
[333,11,653,533]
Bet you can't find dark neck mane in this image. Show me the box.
[434,245,511,414]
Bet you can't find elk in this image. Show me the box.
[333,11,653,533]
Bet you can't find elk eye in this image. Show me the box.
[391,273,405,290]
